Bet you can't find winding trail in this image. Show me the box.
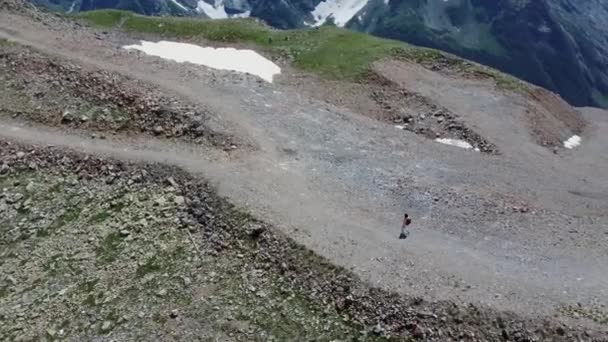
[1,12,608,322]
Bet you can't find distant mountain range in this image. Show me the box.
[28,0,608,108]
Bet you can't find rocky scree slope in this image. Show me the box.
[26,0,608,109]
[1,130,606,341]
[1,1,608,339]
[0,41,239,150]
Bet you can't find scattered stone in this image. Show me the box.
[256,291,267,298]
[174,196,185,206]
[247,223,266,239]
[100,321,113,333]
[372,323,385,335]
[170,310,179,318]
[6,275,17,286]
[61,111,73,123]
[154,196,167,206]
[46,328,57,338]
[6,193,24,204]
[412,324,425,339]
[153,125,164,135]
[166,177,179,188]
[138,218,149,228]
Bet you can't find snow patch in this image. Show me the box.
[123,41,280,82]
[170,0,189,12]
[66,0,77,14]
[197,0,228,18]
[196,0,250,19]
[563,135,581,149]
[310,0,370,27]
[435,138,474,150]
[233,10,251,18]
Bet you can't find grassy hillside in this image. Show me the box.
[77,10,524,90]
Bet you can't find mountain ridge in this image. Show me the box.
[25,0,608,109]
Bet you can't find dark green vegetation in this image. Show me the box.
[77,9,523,91]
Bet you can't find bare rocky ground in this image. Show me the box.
[1,140,604,342]
[285,57,585,156]
[1,1,608,340]
[0,143,376,341]
[0,41,240,151]
[285,69,498,154]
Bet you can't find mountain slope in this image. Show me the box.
[351,0,608,108]
[25,0,608,108]
[3,1,608,338]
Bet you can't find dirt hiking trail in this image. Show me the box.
[1,10,608,327]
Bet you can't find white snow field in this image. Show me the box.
[123,41,281,82]
[310,0,370,27]
[196,0,250,19]
[563,135,581,149]
[170,0,189,12]
[435,138,474,150]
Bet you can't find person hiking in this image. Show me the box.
[400,213,411,239]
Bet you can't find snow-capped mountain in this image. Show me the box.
[30,0,253,18]
[308,0,372,27]
[194,0,251,19]
[27,0,608,108]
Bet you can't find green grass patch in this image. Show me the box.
[42,253,64,276]
[0,38,13,46]
[83,290,105,308]
[394,46,525,92]
[77,278,99,294]
[77,10,403,80]
[77,9,128,27]
[135,246,186,278]
[37,205,83,237]
[0,285,8,299]
[47,182,64,194]
[90,210,111,224]
[96,232,124,264]
[77,9,527,92]
[57,206,83,225]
